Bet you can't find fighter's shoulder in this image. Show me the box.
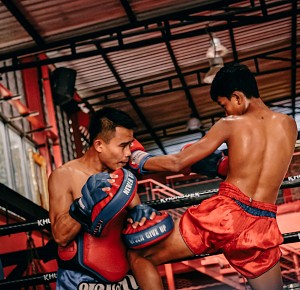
[280,113,298,137]
[214,116,241,127]
[209,116,247,139]
[280,112,296,123]
[273,111,297,128]
[49,160,80,180]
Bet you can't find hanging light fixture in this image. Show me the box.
[187,117,201,131]
[203,56,224,84]
[206,36,228,58]
[186,113,202,131]
[203,35,228,84]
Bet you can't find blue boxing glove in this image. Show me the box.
[70,168,137,236]
[128,139,152,175]
[127,204,158,223]
[69,172,111,231]
[122,204,174,249]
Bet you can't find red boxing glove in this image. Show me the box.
[216,155,229,179]
[131,138,145,153]
[180,143,229,179]
[128,139,152,174]
[190,151,228,179]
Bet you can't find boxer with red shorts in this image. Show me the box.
[126,64,297,290]
[180,182,283,279]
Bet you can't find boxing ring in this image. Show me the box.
[0,175,300,289]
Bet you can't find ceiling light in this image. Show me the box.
[206,37,228,58]
[203,36,228,84]
[187,117,202,131]
[203,57,224,84]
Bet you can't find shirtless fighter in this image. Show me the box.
[48,107,174,290]
[125,63,298,290]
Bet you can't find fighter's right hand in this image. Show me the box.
[69,172,111,233]
[128,139,152,174]
[180,143,228,179]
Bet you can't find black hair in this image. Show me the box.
[210,63,260,102]
[88,107,137,145]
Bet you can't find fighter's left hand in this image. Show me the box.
[127,204,158,228]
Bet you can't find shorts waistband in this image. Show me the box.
[233,200,276,218]
[218,182,277,214]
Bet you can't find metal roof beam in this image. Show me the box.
[257,56,294,63]
[0,0,239,61]
[271,104,300,111]
[120,0,137,23]
[88,56,299,107]
[84,39,298,102]
[134,92,300,141]
[95,43,167,154]
[90,84,204,107]
[1,8,296,73]
[291,0,297,118]
[222,3,239,63]
[0,0,293,63]
[267,93,300,107]
[165,0,289,22]
[259,0,268,17]
[162,21,200,120]
[84,68,206,102]
[0,7,296,72]
[1,0,45,46]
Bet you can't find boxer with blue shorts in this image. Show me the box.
[48,107,148,290]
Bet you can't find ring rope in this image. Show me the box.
[1,175,300,236]
[0,172,300,288]
[0,231,300,289]
[146,175,300,210]
[0,272,57,289]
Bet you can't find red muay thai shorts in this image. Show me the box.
[179,182,283,278]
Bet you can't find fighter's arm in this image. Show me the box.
[144,118,230,172]
[48,168,81,247]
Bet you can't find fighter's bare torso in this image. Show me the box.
[224,104,297,203]
[143,97,298,204]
